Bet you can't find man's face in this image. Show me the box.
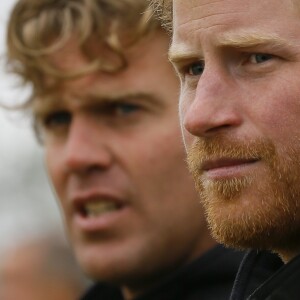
[171,0,300,258]
[39,31,212,287]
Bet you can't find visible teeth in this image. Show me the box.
[85,202,118,217]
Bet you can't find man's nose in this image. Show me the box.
[63,116,113,173]
[182,68,242,138]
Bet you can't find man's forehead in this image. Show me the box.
[172,0,300,29]
[172,0,236,49]
[171,0,300,58]
[47,36,83,70]
[172,0,194,27]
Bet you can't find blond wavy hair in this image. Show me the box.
[7,0,161,108]
[150,0,172,34]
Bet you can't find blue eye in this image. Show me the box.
[250,53,273,64]
[188,61,205,76]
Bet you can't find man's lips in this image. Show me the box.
[199,158,260,179]
[201,158,259,172]
[66,190,131,232]
[70,191,126,218]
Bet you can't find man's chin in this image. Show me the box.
[77,257,127,283]
[206,212,270,250]
[73,246,122,281]
[204,196,300,252]
[74,245,147,285]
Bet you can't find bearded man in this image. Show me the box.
[152,0,300,298]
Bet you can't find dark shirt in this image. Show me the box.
[230,250,300,299]
[81,245,244,300]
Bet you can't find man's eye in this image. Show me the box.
[111,103,140,116]
[43,111,72,128]
[188,61,205,76]
[249,53,273,64]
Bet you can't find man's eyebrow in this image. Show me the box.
[168,44,201,64]
[33,91,164,115]
[217,32,290,49]
[87,92,166,111]
[33,95,65,117]
[168,32,291,64]
[87,92,163,106]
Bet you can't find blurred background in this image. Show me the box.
[0,1,64,249]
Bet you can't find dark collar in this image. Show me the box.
[81,245,244,300]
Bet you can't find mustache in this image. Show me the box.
[187,136,276,173]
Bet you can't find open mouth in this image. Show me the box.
[77,200,123,218]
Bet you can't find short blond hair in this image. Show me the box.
[150,0,172,34]
[7,0,162,108]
